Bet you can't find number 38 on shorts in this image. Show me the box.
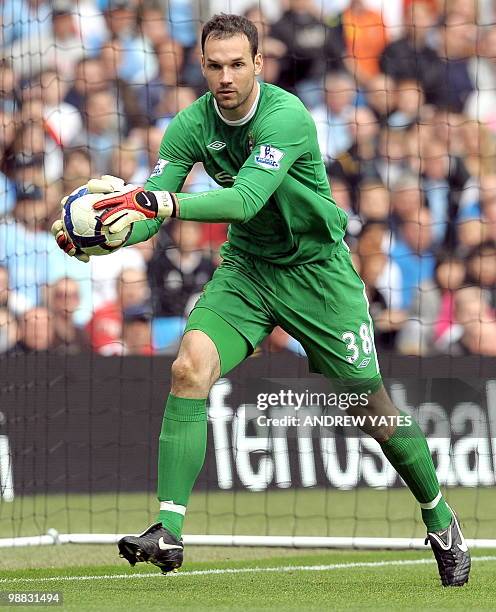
[342,323,374,368]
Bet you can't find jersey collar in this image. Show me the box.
[213,81,260,126]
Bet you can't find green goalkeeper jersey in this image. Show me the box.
[131,82,347,265]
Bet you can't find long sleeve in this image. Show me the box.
[176,109,309,223]
[126,114,197,246]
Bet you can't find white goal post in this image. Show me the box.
[1,532,496,550]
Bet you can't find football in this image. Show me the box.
[62,186,132,256]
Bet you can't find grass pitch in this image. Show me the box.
[1,550,495,611]
[1,487,495,610]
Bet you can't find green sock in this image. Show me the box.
[157,394,207,539]
[380,412,452,532]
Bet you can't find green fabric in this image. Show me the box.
[187,241,381,390]
[381,412,452,532]
[157,394,207,539]
[127,218,162,246]
[158,508,183,541]
[175,189,247,223]
[143,82,347,265]
[184,307,250,376]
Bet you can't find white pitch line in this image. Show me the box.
[1,556,495,584]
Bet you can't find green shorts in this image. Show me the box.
[185,241,382,393]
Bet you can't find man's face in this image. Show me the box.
[0,268,8,305]
[87,91,116,133]
[202,34,262,112]
[325,76,353,114]
[119,269,149,310]
[408,2,435,32]
[171,220,201,252]
[392,187,422,220]
[289,0,314,12]
[106,7,136,36]
[21,308,54,351]
[76,60,104,95]
[0,65,15,94]
[481,175,496,221]
[15,198,49,232]
[51,278,80,316]
[52,13,74,39]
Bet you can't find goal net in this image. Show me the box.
[1,0,495,551]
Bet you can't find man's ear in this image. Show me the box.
[200,54,205,77]
[254,52,263,77]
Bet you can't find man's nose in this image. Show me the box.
[220,68,233,84]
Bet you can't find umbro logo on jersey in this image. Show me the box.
[207,140,226,151]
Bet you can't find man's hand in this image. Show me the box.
[51,175,130,262]
[51,219,90,263]
[90,176,177,234]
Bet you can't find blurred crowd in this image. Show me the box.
[1,0,496,358]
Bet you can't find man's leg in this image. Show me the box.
[156,330,220,540]
[348,385,471,587]
[118,307,254,573]
[158,309,251,539]
[118,247,275,572]
[346,385,452,532]
[269,243,470,586]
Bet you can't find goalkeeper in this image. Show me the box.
[53,14,470,586]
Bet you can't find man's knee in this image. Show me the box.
[171,356,206,388]
[171,349,219,395]
[170,329,221,395]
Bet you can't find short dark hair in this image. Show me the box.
[201,13,258,59]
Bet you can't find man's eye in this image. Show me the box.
[234,63,244,68]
